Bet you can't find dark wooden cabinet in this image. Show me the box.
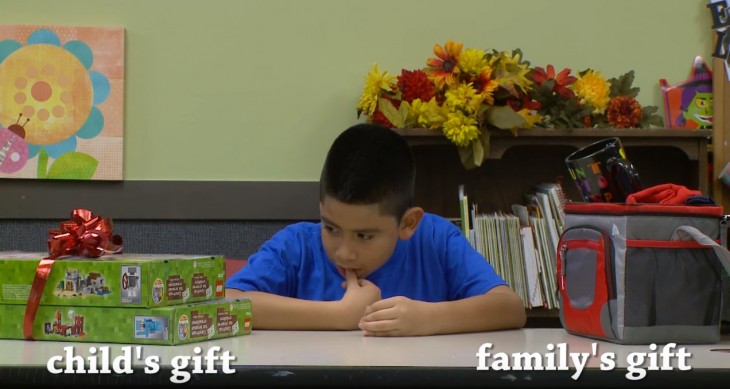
[397,128,711,219]
[396,127,712,326]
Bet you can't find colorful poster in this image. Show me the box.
[0,25,124,180]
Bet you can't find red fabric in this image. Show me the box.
[625,184,701,205]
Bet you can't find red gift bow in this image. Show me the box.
[46,208,124,260]
[24,209,123,340]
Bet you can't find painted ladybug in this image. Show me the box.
[0,113,30,174]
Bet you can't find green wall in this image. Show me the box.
[0,0,715,181]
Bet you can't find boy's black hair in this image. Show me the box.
[319,123,415,220]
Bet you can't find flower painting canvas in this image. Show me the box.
[0,25,124,180]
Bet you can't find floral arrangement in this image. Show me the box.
[356,40,664,169]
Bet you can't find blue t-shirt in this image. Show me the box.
[225,213,506,302]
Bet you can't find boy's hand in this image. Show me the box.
[338,270,381,329]
[358,296,432,336]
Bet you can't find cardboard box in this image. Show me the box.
[0,252,226,307]
[0,298,252,345]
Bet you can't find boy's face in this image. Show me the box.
[319,196,402,279]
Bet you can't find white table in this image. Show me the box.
[1,328,728,387]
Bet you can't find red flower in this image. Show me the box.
[371,110,394,128]
[531,64,576,98]
[607,96,643,128]
[508,93,542,112]
[397,69,436,103]
[583,115,592,127]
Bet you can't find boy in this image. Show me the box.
[226,123,526,336]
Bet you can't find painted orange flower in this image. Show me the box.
[426,40,463,90]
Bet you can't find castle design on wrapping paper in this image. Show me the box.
[44,310,85,338]
[54,269,111,298]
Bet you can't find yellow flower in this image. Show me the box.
[517,109,542,129]
[458,48,488,76]
[442,110,480,147]
[404,98,447,130]
[445,82,484,114]
[407,99,430,128]
[572,70,611,114]
[423,97,449,129]
[357,63,396,117]
[488,50,532,97]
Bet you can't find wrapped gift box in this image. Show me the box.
[0,252,226,308]
[0,298,252,345]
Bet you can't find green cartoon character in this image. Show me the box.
[661,56,714,129]
[677,88,713,129]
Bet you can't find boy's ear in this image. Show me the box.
[398,207,424,240]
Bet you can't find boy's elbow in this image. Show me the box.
[499,291,526,329]
[490,286,527,329]
[510,301,527,329]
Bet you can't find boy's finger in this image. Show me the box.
[365,298,394,313]
[344,269,358,287]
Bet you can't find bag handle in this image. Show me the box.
[671,225,730,275]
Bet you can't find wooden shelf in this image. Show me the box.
[525,308,561,328]
[395,128,712,218]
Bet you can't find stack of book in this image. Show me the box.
[0,252,252,344]
[459,183,566,310]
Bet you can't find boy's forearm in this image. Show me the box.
[428,286,527,334]
[225,289,352,330]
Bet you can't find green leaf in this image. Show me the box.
[478,128,491,160]
[458,129,491,169]
[37,147,48,179]
[484,105,526,129]
[609,70,640,97]
[640,105,665,127]
[47,152,98,179]
[458,147,478,170]
[397,101,412,127]
[378,98,405,128]
[642,105,660,115]
[472,138,484,166]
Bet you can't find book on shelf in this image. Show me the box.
[457,180,567,310]
[458,184,470,238]
[519,225,545,309]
